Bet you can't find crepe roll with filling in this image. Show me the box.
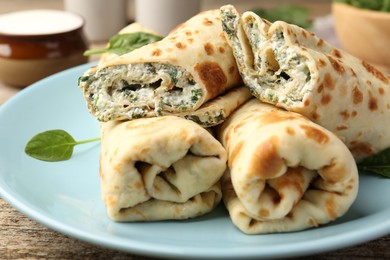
[100,116,227,221]
[217,99,358,234]
[79,9,247,127]
[220,5,390,161]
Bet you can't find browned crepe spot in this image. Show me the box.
[310,105,320,120]
[301,30,307,38]
[300,124,329,145]
[362,60,389,83]
[317,38,324,48]
[317,84,324,93]
[272,167,305,195]
[350,68,357,77]
[325,197,338,219]
[260,111,302,125]
[251,136,284,179]
[352,110,357,117]
[187,38,194,44]
[327,56,345,74]
[203,42,214,55]
[264,19,272,26]
[349,141,374,157]
[194,61,227,97]
[202,18,214,26]
[218,46,225,53]
[368,90,378,111]
[321,158,347,183]
[151,48,162,57]
[324,73,335,90]
[258,208,270,218]
[285,126,295,135]
[321,93,331,105]
[379,87,385,95]
[339,110,350,120]
[106,195,117,207]
[332,49,342,58]
[352,86,363,104]
[219,32,226,40]
[304,99,310,106]
[175,42,187,49]
[185,31,192,36]
[318,59,327,67]
[336,125,348,131]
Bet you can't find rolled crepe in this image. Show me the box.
[218,99,358,234]
[79,9,246,127]
[220,5,390,161]
[100,116,227,221]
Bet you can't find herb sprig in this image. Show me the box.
[357,147,390,178]
[24,130,100,162]
[84,32,163,56]
[334,0,390,12]
[251,5,312,29]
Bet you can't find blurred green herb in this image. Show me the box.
[251,5,312,28]
[84,32,163,56]
[334,0,390,12]
[25,130,100,162]
[357,147,390,178]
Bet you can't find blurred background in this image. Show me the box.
[0,0,332,43]
[1,0,389,101]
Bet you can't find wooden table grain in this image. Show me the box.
[1,197,389,260]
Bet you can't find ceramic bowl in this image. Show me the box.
[332,2,390,72]
[0,10,89,87]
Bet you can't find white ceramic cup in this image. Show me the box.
[64,0,128,42]
[135,0,201,36]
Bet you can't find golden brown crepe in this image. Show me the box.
[100,116,227,221]
[79,9,248,127]
[217,99,359,234]
[220,5,390,161]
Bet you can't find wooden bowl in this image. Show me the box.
[332,2,390,72]
[0,10,89,87]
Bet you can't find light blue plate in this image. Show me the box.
[0,63,390,259]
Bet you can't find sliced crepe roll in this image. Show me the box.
[80,9,245,127]
[100,116,227,221]
[220,5,390,161]
[217,99,359,234]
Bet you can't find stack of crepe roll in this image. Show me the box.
[79,5,390,234]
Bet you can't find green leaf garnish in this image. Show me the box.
[24,130,100,162]
[251,5,312,28]
[334,0,390,12]
[357,147,390,178]
[84,32,163,56]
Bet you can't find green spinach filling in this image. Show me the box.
[83,63,202,120]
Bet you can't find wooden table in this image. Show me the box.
[1,0,389,259]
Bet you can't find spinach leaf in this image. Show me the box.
[252,5,312,28]
[357,147,390,178]
[24,130,100,162]
[84,32,163,56]
[334,0,390,12]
